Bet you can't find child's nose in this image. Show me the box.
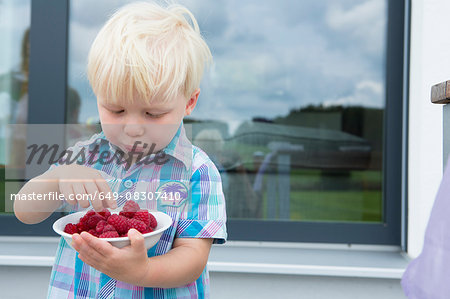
[124,123,145,137]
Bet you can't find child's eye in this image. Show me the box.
[146,112,164,118]
[112,110,124,114]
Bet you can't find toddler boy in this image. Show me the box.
[14,2,227,298]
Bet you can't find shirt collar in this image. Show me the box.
[161,121,193,171]
[91,122,193,171]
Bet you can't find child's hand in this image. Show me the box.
[53,164,117,211]
[71,229,150,285]
[72,230,214,288]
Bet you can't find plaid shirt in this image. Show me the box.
[46,123,227,298]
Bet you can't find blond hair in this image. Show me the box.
[87,1,212,104]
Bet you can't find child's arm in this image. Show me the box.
[13,166,64,224]
[14,164,116,224]
[72,230,214,288]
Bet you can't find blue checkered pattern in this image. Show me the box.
[46,123,227,298]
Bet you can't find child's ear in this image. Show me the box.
[184,88,200,116]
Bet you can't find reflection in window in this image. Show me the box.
[0,0,31,213]
[68,0,386,223]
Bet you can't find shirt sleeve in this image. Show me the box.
[176,160,228,244]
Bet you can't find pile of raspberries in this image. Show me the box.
[63,201,157,238]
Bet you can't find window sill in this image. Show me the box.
[0,237,410,279]
[208,241,410,279]
[0,236,59,266]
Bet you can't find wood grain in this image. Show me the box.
[431,80,450,104]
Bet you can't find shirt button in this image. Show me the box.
[124,179,133,189]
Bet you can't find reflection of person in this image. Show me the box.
[224,151,261,219]
[6,28,82,168]
[193,127,263,218]
[0,28,29,124]
[15,85,82,124]
[194,128,229,190]
[14,2,226,298]
[13,28,30,124]
[3,28,30,169]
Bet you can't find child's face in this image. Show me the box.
[97,89,199,155]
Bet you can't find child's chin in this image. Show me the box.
[123,143,166,154]
[123,145,145,152]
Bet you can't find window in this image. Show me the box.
[1,0,31,210]
[0,0,33,230]
[0,0,68,235]
[1,0,407,244]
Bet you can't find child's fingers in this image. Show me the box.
[128,229,145,251]
[83,181,103,211]
[59,181,76,205]
[90,193,104,212]
[72,182,90,208]
[73,233,105,262]
[80,231,116,257]
[77,254,96,269]
[94,178,116,209]
[69,182,89,209]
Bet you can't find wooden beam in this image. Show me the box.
[431,80,450,104]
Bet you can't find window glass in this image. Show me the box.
[68,0,387,223]
[0,0,31,213]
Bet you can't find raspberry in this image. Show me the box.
[76,221,88,233]
[120,201,140,218]
[98,209,111,220]
[103,224,116,233]
[149,213,157,229]
[88,229,99,237]
[79,215,89,225]
[107,214,129,234]
[124,200,140,211]
[87,214,104,229]
[99,231,119,238]
[85,210,96,218]
[133,210,150,226]
[95,220,107,234]
[64,223,78,234]
[119,211,133,219]
[127,218,147,233]
[63,203,157,239]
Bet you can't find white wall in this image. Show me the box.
[210,273,404,299]
[0,266,405,299]
[407,0,450,258]
[0,266,52,299]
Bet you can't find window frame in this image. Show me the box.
[228,0,408,246]
[0,0,68,236]
[2,0,409,245]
